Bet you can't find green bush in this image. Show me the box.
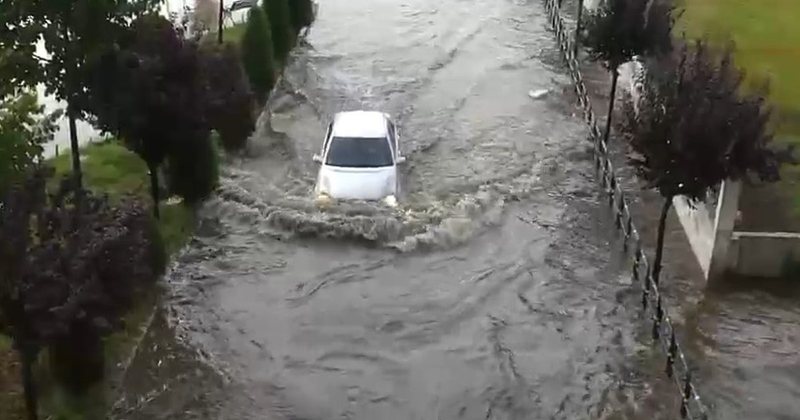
[288,0,315,34]
[241,5,276,104]
[166,132,220,205]
[263,0,295,60]
[201,42,256,152]
[0,92,59,192]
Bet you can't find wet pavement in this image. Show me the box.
[109,0,800,419]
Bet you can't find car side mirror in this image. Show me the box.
[313,154,322,163]
[396,156,406,164]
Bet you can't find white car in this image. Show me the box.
[313,111,406,207]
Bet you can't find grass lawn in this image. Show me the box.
[1,140,196,419]
[678,0,800,230]
[224,22,247,45]
[203,22,247,46]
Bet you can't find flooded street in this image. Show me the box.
[110,1,800,419]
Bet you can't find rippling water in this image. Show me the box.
[109,1,800,419]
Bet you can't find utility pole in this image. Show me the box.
[217,0,224,43]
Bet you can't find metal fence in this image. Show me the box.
[542,0,710,418]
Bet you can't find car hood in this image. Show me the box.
[317,165,396,200]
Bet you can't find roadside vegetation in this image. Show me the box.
[677,0,800,224]
[580,0,794,282]
[0,0,316,419]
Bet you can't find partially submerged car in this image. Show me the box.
[313,111,405,207]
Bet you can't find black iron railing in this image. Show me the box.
[542,0,711,418]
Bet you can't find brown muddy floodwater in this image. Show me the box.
[109,1,800,419]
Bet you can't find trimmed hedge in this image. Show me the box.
[263,0,295,61]
[241,5,277,104]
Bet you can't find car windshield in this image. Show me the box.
[325,137,394,168]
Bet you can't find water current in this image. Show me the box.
[109,1,800,419]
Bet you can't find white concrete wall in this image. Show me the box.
[672,196,715,277]
[582,0,800,280]
[729,232,800,278]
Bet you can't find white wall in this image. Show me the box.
[729,232,800,277]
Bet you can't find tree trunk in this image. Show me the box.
[217,0,224,44]
[148,163,161,219]
[574,0,584,57]
[50,327,105,395]
[62,15,83,191]
[20,348,38,420]
[652,196,673,285]
[67,107,83,191]
[603,69,619,145]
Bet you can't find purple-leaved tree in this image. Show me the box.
[620,39,795,283]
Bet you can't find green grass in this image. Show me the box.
[224,22,247,45]
[203,22,247,46]
[679,0,800,225]
[51,140,149,199]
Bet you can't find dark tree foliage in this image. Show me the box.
[241,5,277,104]
[166,132,220,205]
[84,15,209,216]
[0,92,61,193]
[288,0,316,35]
[201,42,257,152]
[582,0,675,145]
[0,0,162,190]
[0,168,162,416]
[620,39,795,283]
[263,0,295,61]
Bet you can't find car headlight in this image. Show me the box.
[315,191,333,208]
[383,195,397,208]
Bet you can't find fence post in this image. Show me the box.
[574,0,584,58]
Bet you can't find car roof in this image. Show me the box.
[331,111,390,138]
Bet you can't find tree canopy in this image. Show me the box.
[0,0,162,190]
[288,0,316,34]
[581,0,676,146]
[0,168,162,407]
[263,0,295,61]
[83,14,212,214]
[0,0,161,106]
[241,5,277,104]
[582,0,675,71]
[0,92,61,192]
[622,40,794,202]
[201,42,257,152]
